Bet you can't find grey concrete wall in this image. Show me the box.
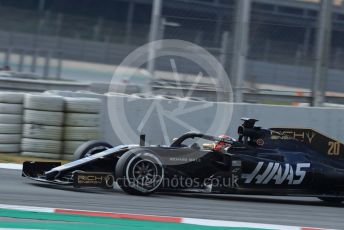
[104,98,344,145]
[53,91,344,145]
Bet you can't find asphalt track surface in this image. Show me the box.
[1,169,343,229]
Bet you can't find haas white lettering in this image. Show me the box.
[242,162,310,185]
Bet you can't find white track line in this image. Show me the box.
[0,163,22,170]
[0,204,54,213]
[183,218,301,230]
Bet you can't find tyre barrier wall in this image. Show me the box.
[0,92,25,153]
[22,94,64,159]
[62,97,101,160]
[0,92,101,159]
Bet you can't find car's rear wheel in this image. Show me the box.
[115,149,164,195]
[73,140,113,160]
[318,197,344,203]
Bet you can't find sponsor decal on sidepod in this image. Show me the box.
[242,162,310,185]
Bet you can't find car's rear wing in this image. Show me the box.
[270,128,343,159]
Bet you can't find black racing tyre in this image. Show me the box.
[115,149,164,196]
[73,140,113,160]
[318,197,344,203]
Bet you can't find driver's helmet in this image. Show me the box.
[213,135,235,152]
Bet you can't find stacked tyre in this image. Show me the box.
[63,97,101,160]
[0,92,24,153]
[22,94,64,159]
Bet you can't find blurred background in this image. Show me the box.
[0,0,343,106]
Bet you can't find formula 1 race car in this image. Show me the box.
[22,118,344,203]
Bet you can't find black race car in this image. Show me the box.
[22,118,344,203]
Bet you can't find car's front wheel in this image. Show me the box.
[115,149,164,195]
[73,140,113,160]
